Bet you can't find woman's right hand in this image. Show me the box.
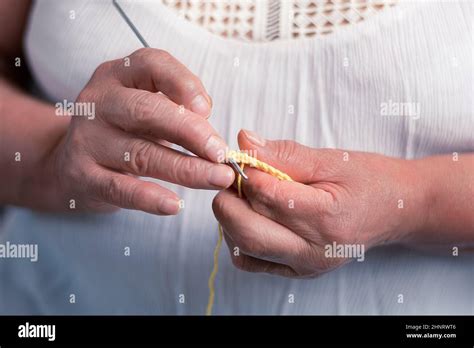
[41,48,235,215]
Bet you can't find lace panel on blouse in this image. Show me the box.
[161,0,398,42]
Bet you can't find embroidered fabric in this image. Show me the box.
[161,0,398,41]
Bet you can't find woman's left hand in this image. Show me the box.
[212,130,429,277]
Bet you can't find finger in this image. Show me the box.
[92,126,234,189]
[222,233,298,277]
[241,166,332,234]
[237,129,335,183]
[88,165,181,215]
[212,189,312,268]
[113,48,212,117]
[98,86,227,163]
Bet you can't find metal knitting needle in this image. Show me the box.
[112,0,150,48]
[228,157,248,180]
[113,0,246,181]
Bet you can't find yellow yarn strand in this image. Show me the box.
[205,223,224,316]
[206,151,293,315]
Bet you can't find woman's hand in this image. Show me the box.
[28,48,234,215]
[213,130,431,277]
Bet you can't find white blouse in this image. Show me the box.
[0,0,472,314]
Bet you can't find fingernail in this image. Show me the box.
[205,134,228,162]
[161,197,180,215]
[190,94,211,117]
[243,129,266,147]
[206,94,213,108]
[208,165,235,188]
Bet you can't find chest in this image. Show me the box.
[25,0,473,156]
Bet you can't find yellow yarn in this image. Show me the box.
[206,223,223,316]
[225,150,293,182]
[205,151,293,315]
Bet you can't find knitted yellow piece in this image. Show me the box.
[205,151,293,315]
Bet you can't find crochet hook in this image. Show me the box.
[228,157,248,180]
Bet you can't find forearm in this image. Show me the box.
[410,153,474,245]
[0,77,70,205]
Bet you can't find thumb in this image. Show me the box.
[237,129,319,184]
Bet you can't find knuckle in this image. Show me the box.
[324,196,343,218]
[171,156,198,185]
[91,61,114,79]
[130,141,154,174]
[102,175,124,204]
[277,140,300,164]
[134,48,172,63]
[59,135,90,181]
[76,82,108,113]
[128,92,160,125]
[62,126,90,161]
[154,48,173,61]
[132,47,154,61]
[76,88,96,104]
